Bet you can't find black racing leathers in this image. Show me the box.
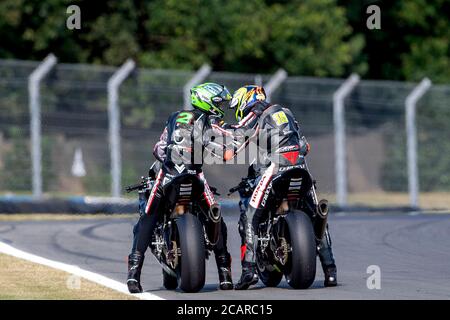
[223,101,336,273]
[130,109,232,289]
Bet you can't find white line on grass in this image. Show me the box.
[0,241,164,300]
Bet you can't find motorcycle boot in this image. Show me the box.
[215,252,233,290]
[324,264,337,287]
[127,252,144,293]
[235,260,258,290]
[318,229,337,287]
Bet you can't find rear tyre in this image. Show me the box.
[176,213,206,293]
[284,211,316,289]
[162,269,178,290]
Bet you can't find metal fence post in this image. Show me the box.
[28,54,57,199]
[184,64,212,110]
[405,78,432,208]
[107,59,135,198]
[264,69,287,102]
[254,74,263,87]
[333,73,360,207]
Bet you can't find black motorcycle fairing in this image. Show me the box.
[161,173,205,209]
[269,166,313,211]
[157,168,221,246]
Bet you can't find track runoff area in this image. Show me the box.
[0,207,449,306]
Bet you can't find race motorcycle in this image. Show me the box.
[126,166,222,293]
[229,158,329,289]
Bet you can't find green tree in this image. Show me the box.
[341,0,450,83]
[0,0,86,61]
[0,0,365,77]
[141,0,364,76]
[265,0,366,76]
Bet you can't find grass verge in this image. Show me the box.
[0,213,135,222]
[0,253,135,300]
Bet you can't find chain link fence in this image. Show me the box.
[0,60,39,192]
[40,63,116,195]
[345,80,416,206]
[416,85,450,208]
[0,58,449,209]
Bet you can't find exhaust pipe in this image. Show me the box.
[206,203,221,245]
[314,199,329,240]
[209,203,221,222]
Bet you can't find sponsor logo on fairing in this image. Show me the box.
[260,181,273,207]
[278,164,304,171]
[251,175,267,205]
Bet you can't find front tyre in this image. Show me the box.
[284,211,316,289]
[176,214,206,293]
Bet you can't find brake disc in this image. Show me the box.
[275,237,289,266]
[167,240,179,269]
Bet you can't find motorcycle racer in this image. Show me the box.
[127,83,234,293]
[221,85,337,290]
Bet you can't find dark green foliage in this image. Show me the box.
[0,0,364,77]
[340,0,450,83]
[1,1,447,81]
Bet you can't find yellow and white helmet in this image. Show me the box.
[229,85,266,121]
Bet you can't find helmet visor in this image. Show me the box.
[212,88,231,110]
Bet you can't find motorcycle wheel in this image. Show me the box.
[283,211,316,289]
[175,213,206,293]
[162,269,178,290]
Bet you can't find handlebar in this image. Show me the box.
[228,185,241,196]
[209,186,221,196]
[228,177,255,196]
[125,183,144,193]
[125,176,151,193]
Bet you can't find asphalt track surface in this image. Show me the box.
[1,208,449,300]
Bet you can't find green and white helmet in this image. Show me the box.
[190,82,232,118]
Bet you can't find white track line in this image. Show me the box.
[0,241,164,300]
